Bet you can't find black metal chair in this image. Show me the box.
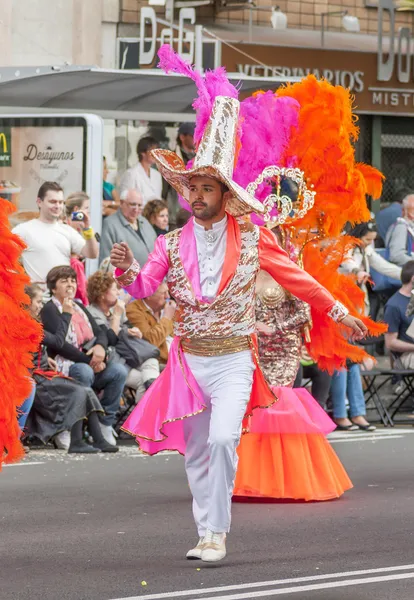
[113,386,136,434]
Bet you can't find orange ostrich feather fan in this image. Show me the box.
[276,75,384,236]
[0,199,42,469]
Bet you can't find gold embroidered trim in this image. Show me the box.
[181,335,250,356]
[115,259,140,287]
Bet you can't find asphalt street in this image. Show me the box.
[1,427,414,600]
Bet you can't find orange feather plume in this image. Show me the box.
[0,199,42,470]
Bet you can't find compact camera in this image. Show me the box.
[71,211,85,222]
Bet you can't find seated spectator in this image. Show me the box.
[330,360,376,432]
[64,191,95,305]
[143,199,169,236]
[384,260,414,369]
[12,181,98,293]
[40,266,128,447]
[340,221,401,318]
[102,156,120,217]
[25,283,118,453]
[386,192,414,266]
[293,346,332,411]
[376,188,411,243]
[119,136,162,205]
[126,282,176,366]
[87,271,160,400]
[99,188,156,267]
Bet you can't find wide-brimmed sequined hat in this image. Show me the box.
[151,96,265,217]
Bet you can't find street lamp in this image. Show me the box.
[321,10,360,47]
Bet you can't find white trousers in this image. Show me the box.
[183,350,255,536]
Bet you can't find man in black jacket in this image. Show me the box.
[41,266,128,446]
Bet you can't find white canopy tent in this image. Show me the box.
[0,65,298,119]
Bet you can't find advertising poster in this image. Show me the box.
[0,125,84,222]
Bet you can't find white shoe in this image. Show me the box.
[201,530,226,562]
[100,424,117,446]
[54,430,71,450]
[186,537,205,560]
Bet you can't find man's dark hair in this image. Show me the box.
[137,136,158,161]
[46,265,77,293]
[401,260,414,285]
[38,181,63,201]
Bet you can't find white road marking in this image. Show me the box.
[330,435,404,443]
[3,461,46,468]
[109,564,414,600]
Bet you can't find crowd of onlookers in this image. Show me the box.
[13,123,193,453]
[10,117,414,451]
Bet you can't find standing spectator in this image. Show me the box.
[386,193,414,266]
[175,122,195,165]
[12,182,98,291]
[340,221,401,317]
[143,199,169,236]
[65,191,93,305]
[165,123,195,227]
[87,271,160,399]
[102,156,120,217]
[119,136,162,205]
[126,283,176,367]
[99,189,156,266]
[330,362,376,432]
[41,266,128,446]
[376,188,412,243]
[384,261,414,369]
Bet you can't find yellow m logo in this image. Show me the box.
[0,133,8,153]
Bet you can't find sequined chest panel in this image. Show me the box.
[166,223,260,338]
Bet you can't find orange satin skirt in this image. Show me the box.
[234,432,353,501]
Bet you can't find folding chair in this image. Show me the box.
[386,352,414,421]
[113,386,136,433]
[360,368,394,427]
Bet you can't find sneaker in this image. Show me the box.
[100,424,117,446]
[54,430,71,450]
[186,537,205,560]
[201,530,226,562]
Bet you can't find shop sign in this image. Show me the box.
[0,127,12,167]
[378,0,414,83]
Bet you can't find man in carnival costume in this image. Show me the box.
[110,46,369,563]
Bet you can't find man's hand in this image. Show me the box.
[110,242,134,272]
[341,315,368,341]
[127,327,142,339]
[47,357,58,371]
[87,344,106,368]
[163,300,177,320]
[92,362,106,374]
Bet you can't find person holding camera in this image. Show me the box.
[41,265,128,447]
[12,182,98,296]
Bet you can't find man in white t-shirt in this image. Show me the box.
[12,181,99,291]
[119,136,163,206]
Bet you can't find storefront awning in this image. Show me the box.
[0,65,297,117]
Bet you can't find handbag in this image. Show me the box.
[115,329,160,368]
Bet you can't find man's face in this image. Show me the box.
[37,190,65,222]
[120,190,143,222]
[404,195,414,222]
[141,146,157,166]
[188,176,227,221]
[148,283,169,311]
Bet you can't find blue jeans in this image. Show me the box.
[18,382,36,431]
[330,364,366,419]
[69,362,128,426]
